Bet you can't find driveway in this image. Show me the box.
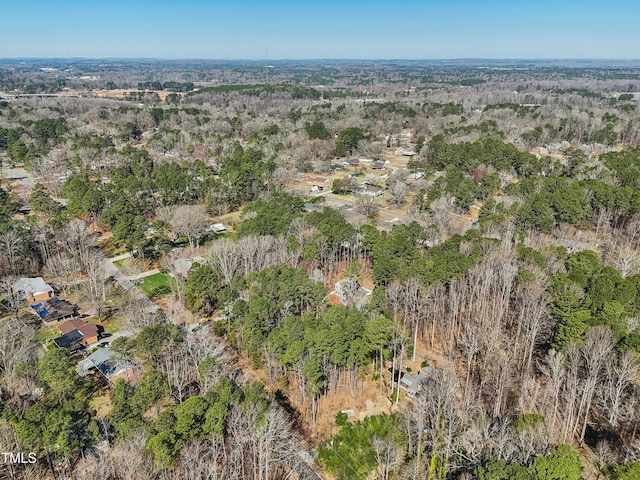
[1,167,35,187]
[95,247,158,314]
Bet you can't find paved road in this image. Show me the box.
[0,167,35,187]
[128,268,160,281]
[109,251,133,262]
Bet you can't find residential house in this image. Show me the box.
[400,366,435,398]
[306,176,328,186]
[77,347,135,384]
[358,184,385,197]
[31,297,78,324]
[58,318,102,345]
[54,330,84,352]
[333,277,372,308]
[172,256,204,278]
[372,161,386,170]
[304,202,324,213]
[394,146,415,156]
[13,277,54,303]
[208,223,226,234]
[405,172,424,182]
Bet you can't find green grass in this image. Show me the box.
[113,258,128,270]
[101,237,126,258]
[135,273,175,298]
[35,325,59,343]
[102,314,124,334]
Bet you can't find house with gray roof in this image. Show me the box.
[12,277,54,303]
[77,347,135,384]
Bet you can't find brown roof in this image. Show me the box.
[59,319,99,338]
[31,297,78,323]
[306,177,328,184]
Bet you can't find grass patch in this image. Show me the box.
[135,273,175,298]
[35,325,59,343]
[102,314,124,334]
[113,258,128,270]
[100,237,126,258]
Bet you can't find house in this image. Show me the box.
[400,366,435,398]
[372,161,386,170]
[348,158,360,167]
[333,277,372,308]
[394,146,415,156]
[13,277,54,303]
[208,223,226,234]
[400,373,420,393]
[31,297,78,324]
[77,347,135,383]
[58,318,102,345]
[304,202,324,213]
[330,164,342,171]
[406,172,425,181]
[13,205,32,219]
[306,176,328,185]
[173,257,205,277]
[358,185,385,197]
[54,330,84,352]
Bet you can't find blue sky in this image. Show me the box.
[2,0,638,59]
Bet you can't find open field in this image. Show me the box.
[135,272,175,298]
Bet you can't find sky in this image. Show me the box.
[1,0,639,59]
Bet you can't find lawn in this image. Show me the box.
[35,325,59,343]
[102,313,124,334]
[135,273,175,298]
[100,237,127,258]
[113,258,129,270]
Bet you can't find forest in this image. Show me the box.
[1,59,640,479]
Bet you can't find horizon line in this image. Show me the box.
[2,57,640,62]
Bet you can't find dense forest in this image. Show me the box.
[1,59,640,479]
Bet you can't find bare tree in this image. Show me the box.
[0,317,37,397]
[354,194,378,216]
[61,219,95,274]
[538,349,566,438]
[577,327,616,441]
[614,243,640,278]
[172,438,224,480]
[165,204,210,249]
[0,231,24,275]
[603,350,638,428]
[389,181,408,206]
[373,435,401,480]
[160,341,197,403]
[208,237,241,284]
